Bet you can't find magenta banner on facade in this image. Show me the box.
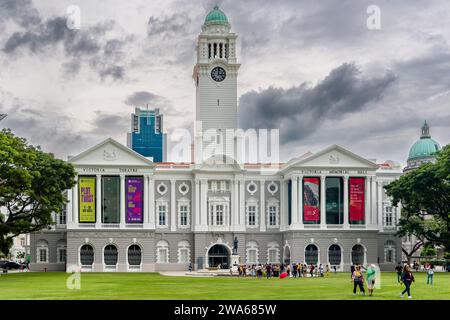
[126,177,143,223]
[349,177,365,223]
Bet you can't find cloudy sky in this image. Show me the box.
[0,0,449,165]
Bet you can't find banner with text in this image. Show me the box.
[349,177,365,223]
[126,177,143,223]
[303,177,320,222]
[79,177,96,223]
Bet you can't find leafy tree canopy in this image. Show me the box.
[385,144,450,252]
[0,129,76,255]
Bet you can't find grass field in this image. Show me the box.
[0,272,449,300]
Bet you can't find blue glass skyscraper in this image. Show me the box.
[127,107,166,162]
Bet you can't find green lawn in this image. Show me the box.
[0,272,449,300]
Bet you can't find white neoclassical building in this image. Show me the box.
[29,6,403,272]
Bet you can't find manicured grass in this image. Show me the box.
[0,272,449,300]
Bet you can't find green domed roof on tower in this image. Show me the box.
[204,5,229,25]
[408,121,441,160]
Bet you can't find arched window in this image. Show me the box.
[305,244,319,265]
[36,240,49,264]
[267,242,280,264]
[384,240,396,263]
[80,244,94,266]
[328,244,342,266]
[246,241,259,264]
[57,240,67,264]
[128,245,142,266]
[104,244,118,266]
[156,240,169,263]
[177,241,190,264]
[351,244,365,265]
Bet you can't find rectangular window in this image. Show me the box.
[179,249,188,263]
[248,250,256,264]
[58,249,66,263]
[269,206,277,226]
[220,181,227,191]
[247,206,256,226]
[20,238,25,247]
[384,206,393,226]
[158,205,167,226]
[158,249,168,263]
[303,177,320,224]
[349,177,365,224]
[268,249,277,263]
[180,205,188,226]
[102,176,120,224]
[79,176,96,223]
[326,177,344,224]
[59,204,67,225]
[39,249,47,263]
[216,205,224,225]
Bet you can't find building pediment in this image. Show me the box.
[68,138,154,167]
[283,145,378,172]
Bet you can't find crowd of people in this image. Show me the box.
[234,263,337,278]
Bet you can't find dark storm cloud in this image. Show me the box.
[0,95,90,159]
[238,63,397,144]
[124,91,159,106]
[148,14,192,38]
[146,12,196,65]
[2,5,129,81]
[0,0,41,28]
[90,111,128,136]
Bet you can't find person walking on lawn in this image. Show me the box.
[352,265,365,296]
[395,263,403,283]
[400,265,415,299]
[366,264,376,296]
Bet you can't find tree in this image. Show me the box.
[385,144,450,257]
[0,129,76,256]
[420,243,437,257]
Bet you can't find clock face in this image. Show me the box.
[211,67,226,82]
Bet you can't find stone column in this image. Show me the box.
[298,175,303,227]
[239,179,245,228]
[73,179,78,224]
[377,180,383,229]
[343,175,349,228]
[96,174,102,228]
[143,175,149,228]
[233,179,239,229]
[149,176,155,228]
[190,180,194,230]
[170,179,176,232]
[371,176,377,226]
[194,180,200,229]
[280,180,285,228]
[291,175,298,226]
[231,179,236,228]
[201,179,208,227]
[120,174,126,228]
[365,177,370,226]
[320,176,326,228]
[260,180,266,232]
[67,186,73,225]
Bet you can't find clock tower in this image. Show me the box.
[193,6,240,162]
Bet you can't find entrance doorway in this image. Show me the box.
[208,244,230,269]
